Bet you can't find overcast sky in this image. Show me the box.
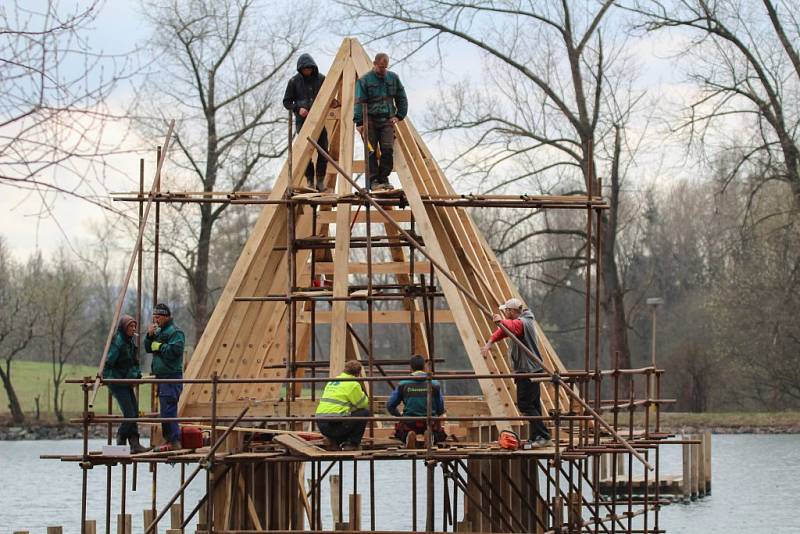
[0,0,685,260]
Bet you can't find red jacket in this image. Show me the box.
[489,319,524,343]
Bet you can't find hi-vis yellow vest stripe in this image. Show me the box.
[316,373,368,415]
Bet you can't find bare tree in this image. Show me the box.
[0,239,43,423]
[631,0,800,206]
[137,0,314,339]
[339,0,643,370]
[0,0,134,213]
[39,249,92,421]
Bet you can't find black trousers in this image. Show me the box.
[317,408,371,446]
[297,125,328,184]
[516,377,550,441]
[365,117,394,187]
[108,384,140,439]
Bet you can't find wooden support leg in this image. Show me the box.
[116,514,131,534]
[143,509,157,534]
[349,493,362,531]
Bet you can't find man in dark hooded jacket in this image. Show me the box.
[481,298,553,448]
[283,53,329,191]
[103,314,148,453]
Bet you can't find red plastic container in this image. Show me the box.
[181,426,204,449]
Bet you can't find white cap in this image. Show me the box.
[499,298,525,311]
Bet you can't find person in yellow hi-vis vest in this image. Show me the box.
[315,360,371,450]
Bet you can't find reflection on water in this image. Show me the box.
[1,435,798,532]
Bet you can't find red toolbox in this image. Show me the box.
[180,426,204,449]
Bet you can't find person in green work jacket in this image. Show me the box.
[354,52,408,191]
[103,314,148,453]
[145,303,185,450]
[315,360,371,450]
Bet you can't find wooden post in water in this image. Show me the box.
[84,520,97,534]
[681,434,691,502]
[330,474,342,526]
[703,431,712,493]
[47,527,63,534]
[142,509,157,534]
[697,434,706,497]
[169,504,182,530]
[117,513,132,534]
[690,438,700,500]
[348,493,362,530]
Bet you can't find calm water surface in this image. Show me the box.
[1,434,798,533]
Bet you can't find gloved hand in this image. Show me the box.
[151,341,162,352]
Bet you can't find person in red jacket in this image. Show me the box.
[481,298,553,448]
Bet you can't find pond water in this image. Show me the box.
[1,434,798,532]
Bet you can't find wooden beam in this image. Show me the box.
[329,55,358,377]
[313,261,430,275]
[316,209,413,225]
[299,310,453,324]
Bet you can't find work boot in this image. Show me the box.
[315,175,327,193]
[340,442,360,451]
[405,430,417,449]
[305,177,318,192]
[116,434,127,446]
[530,437,554,449]
[128,434,150,454]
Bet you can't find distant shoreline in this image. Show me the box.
[2,411,799,440]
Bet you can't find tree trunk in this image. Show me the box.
[193,208,213,340]
[53,379,63,422]
[0,365,25,424]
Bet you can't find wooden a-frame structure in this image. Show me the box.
[180,38,572,429]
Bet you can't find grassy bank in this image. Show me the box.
[0,360,152,420]
[606,410,800,432]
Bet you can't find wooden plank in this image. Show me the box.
[316,208,413,225]
[313,260,430,274]
[330,474,342,526]
[298,310,454,324]
[329,56,358,377]
[273,434,331,458]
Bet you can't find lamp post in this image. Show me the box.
[646,297,664,412]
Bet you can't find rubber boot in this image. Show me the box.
[316,175,326,193]
[116,434,127,446]
[128,434,150,454]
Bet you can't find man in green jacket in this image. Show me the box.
[145,303,185,450]
[103,314,148,453]
[354,52,408,191]
[315,360,371,450]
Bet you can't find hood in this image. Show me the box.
[118,314,136,337]
[296,53,318,75]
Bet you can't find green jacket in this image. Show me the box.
[316,372,369,415]
[353,70,408,126]
[103,329,140,380]
[145,319,185,376]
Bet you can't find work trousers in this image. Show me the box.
[365,117,394,188]
[157,373,183,443]
[516,377,550,441]
[317,408,371,446]
[300,126,328,185]
[394,419,447,443]
[108,384,140,440]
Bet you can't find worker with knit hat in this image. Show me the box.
[145,303,186,450]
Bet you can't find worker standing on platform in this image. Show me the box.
[103,314,149,453]
[145,303,186,450]
[354,52,408,191]
[481,298,553,448]
[283,53,328,192]
[315,360,371,450]
[387,355,447,448]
